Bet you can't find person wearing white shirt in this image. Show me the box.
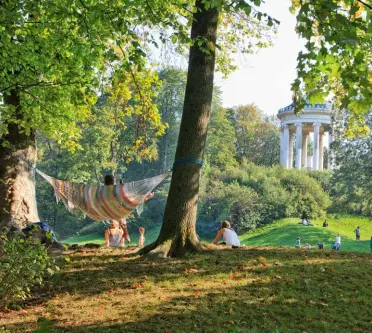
[213,221,240,248]
[335,234,341,251]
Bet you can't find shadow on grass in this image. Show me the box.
[3,247,372,333]
[5,252,372,333]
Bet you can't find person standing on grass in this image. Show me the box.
[370,236,372,253]
[335,234,341,251]
[354,226,361,241]
[138,227,145,248]
[295,237,301,248]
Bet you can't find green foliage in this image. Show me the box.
[292,0,372,132]
[280,170,331,218]
[199,164,331,235]
[203,181,265,233]
[0,0,277,149]
[330,113,372,215]
[0,234,56,309]
[205,90,238,169]
[231,104,280,166]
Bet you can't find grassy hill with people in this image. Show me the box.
[240,215,372,252]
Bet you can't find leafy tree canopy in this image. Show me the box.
[0,0,276,150]
[291,0,372,134]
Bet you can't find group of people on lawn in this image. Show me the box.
[296,224,371,251]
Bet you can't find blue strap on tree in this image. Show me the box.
[171,157,203,171]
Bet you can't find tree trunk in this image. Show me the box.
[162,131,169,173]
[141,1,219,257]
[0,90,39,234]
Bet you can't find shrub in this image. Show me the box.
[0,234,56,309]
[199,164,332,237]
[199,181,267,234]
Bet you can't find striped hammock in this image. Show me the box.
[36,169,168,221]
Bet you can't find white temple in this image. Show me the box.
[277,102,333,170]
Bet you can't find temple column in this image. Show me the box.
[319,131,324,170]
[289,130,294,169]
[313,122,321,170]
[283,124,289,168]
[280,126,285,167]
[295,123,303,169]
[328,130,334,170]
[302,132,308,169]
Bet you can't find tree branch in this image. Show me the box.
[357,0,372,10]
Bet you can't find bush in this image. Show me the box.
[198,164,332,237]
[0,234,56,309]
[280,170,331,218]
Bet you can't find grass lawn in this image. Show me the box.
[240,215,372,252]
[1,246,372,332]
[62,225,161,247]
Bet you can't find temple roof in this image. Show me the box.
[278,101,331,114]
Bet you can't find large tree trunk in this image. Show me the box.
[0,90,39,234]
[141,1,218,257]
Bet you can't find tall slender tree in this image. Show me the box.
[141,0,219,256]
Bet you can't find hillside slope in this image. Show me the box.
[240,216,372,252]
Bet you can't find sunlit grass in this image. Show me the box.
[1,246,372,332]
[240,216,372,252]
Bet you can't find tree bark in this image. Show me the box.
[0,90,39,234]
[141,1,219,257]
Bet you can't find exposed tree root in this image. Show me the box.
[139,235,208,258]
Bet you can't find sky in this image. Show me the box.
[216,0,304,116]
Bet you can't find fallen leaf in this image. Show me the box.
[184,268,199,274]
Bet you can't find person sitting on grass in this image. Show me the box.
[212,221,240,248]
[305,243,311,249]
[105,220,124,247]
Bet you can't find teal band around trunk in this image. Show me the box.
[171,158,203,171]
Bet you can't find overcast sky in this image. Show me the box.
[216,0,304,116]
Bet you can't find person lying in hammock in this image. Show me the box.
[104,175,155,202]
[105,220,124,247]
